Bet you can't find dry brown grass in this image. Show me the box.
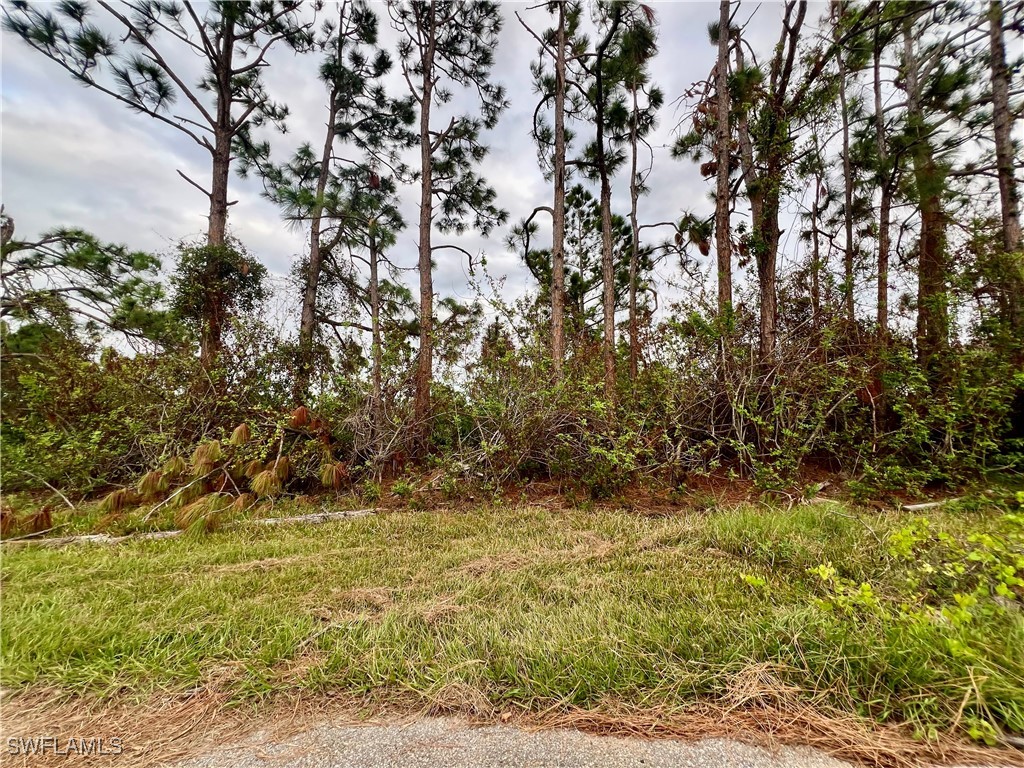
[299,585,397,625]
[458,553,529,576]
[458,532,617,578]
[3,685,1020,768]
[335,586,395,610]
[419,594,471,625]
[563,531,616,561]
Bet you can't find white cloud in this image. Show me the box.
[2,0,794,320]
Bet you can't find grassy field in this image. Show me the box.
[2,497,1022,753]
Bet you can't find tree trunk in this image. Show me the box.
[594,8,622,403]
[905,20,948,375]
[835,1,855,326]
[628,88,641,380]
[811,171,821,331]
[369,229,383,449]
[599,165,616,402]
[989,0,1022,255]
[732,39,771,358]
[551,1,567,379]
[758,185,780,360]
[414,8,436,453]
[295,85,340,404]
[714,0,733,318]
[873,21,890,338]
[200,21,235,369]
[988,0,1023,338]
[877,187,892,335]
[207,18,232,250]
[208,137,230,248]
[916,166,948,372]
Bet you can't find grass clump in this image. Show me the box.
[1,497,1021,746]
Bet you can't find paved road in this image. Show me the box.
[173,717,854,768]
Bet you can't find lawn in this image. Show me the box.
[2,497,1022,752]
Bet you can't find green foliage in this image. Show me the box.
[888,506,1024,613]
[391,478,414,499]
[1,340,196,492]
[511,184,652,331]
[0,313,298,494]
[170,239,268,340]
[360,478,382,503]
[389,0,508,235]
[1,220,173,347]
[790,500,1024,743]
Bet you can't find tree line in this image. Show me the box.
[2,0,1022,496]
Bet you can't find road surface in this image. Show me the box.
[173,716,854,768]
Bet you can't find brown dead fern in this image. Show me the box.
[250,470,282,497]
[161,456,188,479]
[320,461,349,490]
[174,493,231,533]
[99,488,136,516]
[290,406,311,428]
[137,470,169,500]
[229,423,251,446]
[29,506,53,533]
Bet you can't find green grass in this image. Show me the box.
[2,499,1022,744]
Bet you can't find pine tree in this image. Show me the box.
[241,0,415,402]
[388,0,508,454]
[713,1,733,320]
[511,184,642,336]
[1,211,170,347]
[988,0,1022,256]
[517,1,588,378]
[3,0,313,365]
[318,171,408,448]
[611,7,662,379]
[901,5,959,375]
[987,0,1023,337]
[672,6,738,324]
[729,1,872,359]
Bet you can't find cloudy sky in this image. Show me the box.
[1,1,824,322]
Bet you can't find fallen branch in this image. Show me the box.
[901,497,963,512]
[1,522,72,542]
[247,508,377,527]
[4,530,184,549]
[2,508,380,549]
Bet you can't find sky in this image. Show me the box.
[1,1,826,325]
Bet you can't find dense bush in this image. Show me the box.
[405,310,1022,498]
[1,318,294,493]
[5,310,1020,502]
[3,231,1020,503]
